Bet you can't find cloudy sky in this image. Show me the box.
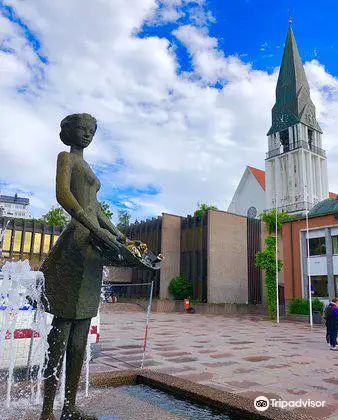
[1,0,338,223]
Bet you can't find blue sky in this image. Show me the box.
[140,0,338,76]
[213,0,338,75]
[1,0,338,221]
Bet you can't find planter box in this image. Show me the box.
[286,314,324,325]
[312,311,323,324]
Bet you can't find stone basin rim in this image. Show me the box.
[90,369,319,420]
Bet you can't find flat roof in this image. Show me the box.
[0,194,29,205]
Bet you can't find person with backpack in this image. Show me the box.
[325,298,338,350]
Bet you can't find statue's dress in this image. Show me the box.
[40,154,103,320]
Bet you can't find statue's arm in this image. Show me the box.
[97,205,124,239]
[56,152,102,235]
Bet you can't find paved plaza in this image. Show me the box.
[91,304,338,419]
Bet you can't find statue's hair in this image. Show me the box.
[59,113,97,146]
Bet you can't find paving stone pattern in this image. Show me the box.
[93,305,338,419]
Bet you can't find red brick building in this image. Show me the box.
[282,198,338,303]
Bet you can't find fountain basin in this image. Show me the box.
[1,369,318,420]
[88,370,315,420]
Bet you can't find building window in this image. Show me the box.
[332,236,338,254]
[14,231,22,253]
[24,232,32,253]
[311,276,328,298]
[308,129,313,149]
[308,237,326,256]
[280,129,289,152]
[335,276,338,296]
[43,235,51,253]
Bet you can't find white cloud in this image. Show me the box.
[1,0,338,224]
[148,0,213,25]
[173,25,257,84]
[260,41,268,52]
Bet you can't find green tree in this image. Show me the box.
[41,206,70,226]
[99,201,113,220]
[259,209,293,234]
[194,202,218,218]
[117,210,131,230]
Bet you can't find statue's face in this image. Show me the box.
[71,124,96,148]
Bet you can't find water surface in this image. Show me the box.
[118,384,231,419]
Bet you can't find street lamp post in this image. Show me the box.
[275,192,279,324]
[304,186,313,327]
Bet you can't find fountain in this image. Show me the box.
[0,259,50,408]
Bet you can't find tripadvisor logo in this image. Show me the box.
[254,396,326,411]
[254,396,269,412]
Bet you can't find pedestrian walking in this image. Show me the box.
[324,298,338,350]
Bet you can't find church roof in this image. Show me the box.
[267,25,322,135]
[248,166,266,190]
[247,166,336,197]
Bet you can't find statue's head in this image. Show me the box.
[59,113,97,148]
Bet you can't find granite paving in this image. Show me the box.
[92,304,338,419]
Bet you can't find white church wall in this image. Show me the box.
[227,170,265,218]
[321,158,329,198]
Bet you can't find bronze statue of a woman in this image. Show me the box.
[39,114,160,420]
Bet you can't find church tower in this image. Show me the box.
[265,21,328,214]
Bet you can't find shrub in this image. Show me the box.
[288,298,324,315]
[288,298,309,315]
[312,298,324,313]
[168,276,193,300]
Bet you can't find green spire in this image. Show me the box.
[267,26,322,135]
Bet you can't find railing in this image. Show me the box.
[0,217,63,262]
[266,140,326,160]
[265,201,313,214]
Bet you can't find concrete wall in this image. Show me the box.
[159,213,181,299]
[103,266,132,283]
[207,209,248,303]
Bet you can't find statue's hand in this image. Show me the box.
[116,234,126,244]
[95,228,120,251]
